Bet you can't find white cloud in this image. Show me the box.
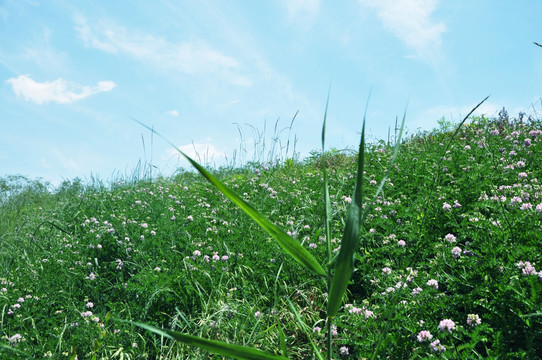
[6,75,116,104]
[167,142,226,165]
[283,0,320,28]
[358,0,445,61]
[166,110,179,116]
[74,15,251,86]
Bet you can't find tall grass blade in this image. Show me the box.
[287,301,324,360]
[277,322,288,358]
[321,91,333,266]
[131,117,326,277]
[130,321,289,360]
[327,100,406,317]
[326,117,366,317]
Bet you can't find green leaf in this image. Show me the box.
[327,116,367,317]
[287,301,324,360]
[327,100,406,317]
[277,322,288,358]
[130,321,289,360]
[131,118,326,277]
[321,90,333,267]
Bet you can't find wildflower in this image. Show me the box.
[522,265,537,276]
[9,334,22,346]
[193,250,201,256]
[81,311,93,317]
[430,339,446,352]
[467,314,481,326]
[348,305,362,314]
[442,202,451,212]
[417,330,433,342]
[313,326,322,333]
[221,255,229,261]
[382,267,392,275]
[439,319,456,333]
[254,311,261,318]
[536,203,542,213]
[510,196,522,205]
[444,233,456,243]
[331,325,338,336]
[186,215,194,222]
[453,200,462,208]
[397,240,406,247]
[524,138,532,147]
[86,272,96,281]
[86,302,94,308]
[309,243,317,249]
[451,247,462,258]
[520,203,532,211]
[339,346,349,355]
[427,279,438,289]
[412,287,423,296]
[154,267,161,271]
[518,172,528,179]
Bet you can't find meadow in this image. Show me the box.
[1,110,541,359]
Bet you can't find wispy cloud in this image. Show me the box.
[6,75,116,104]
[167,142,226,165]
[358,0,445,61]
[166,110,179,116]
[73,15,251,86]
[283,0,320,28]
[22,27,68,74]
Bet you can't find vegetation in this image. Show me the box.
[1,110,541,359]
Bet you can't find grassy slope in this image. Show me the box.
[1,115,541,359]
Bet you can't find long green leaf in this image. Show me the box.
[327,101,406,317]
[130,321,289,360]
[327,116,367,317]
[131,118,326,277]
[287,301,324,360]
[321,90,333,267]
[277,321,288,358]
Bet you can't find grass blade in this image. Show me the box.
[129,321,289,360]
[131,118,326,277]
[277,321,288,358]
[321,90,333,267]
[327,100,406,317]
[287,301,324,360]
[327,116,367,317]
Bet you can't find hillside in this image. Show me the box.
[1,114,541,359]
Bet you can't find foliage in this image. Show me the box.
[1,112,542,359]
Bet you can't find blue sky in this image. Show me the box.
[1,0,541,186]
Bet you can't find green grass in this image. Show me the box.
[1,111,542,359]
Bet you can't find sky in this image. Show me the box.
[1,0,542,187]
